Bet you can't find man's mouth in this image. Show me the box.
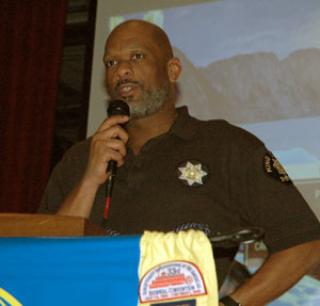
[115,80,142,98]
[118,84,135,96]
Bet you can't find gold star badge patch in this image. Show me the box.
[178,160,208,187]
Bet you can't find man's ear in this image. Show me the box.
[167,57,182,82]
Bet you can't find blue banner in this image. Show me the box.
[0,237,140,305]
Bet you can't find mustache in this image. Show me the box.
[115,79,143,92]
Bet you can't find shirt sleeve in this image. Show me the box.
[230,130,320,254]
[244,145,320,253]
[38,160,68,213]
[38,140,90,214]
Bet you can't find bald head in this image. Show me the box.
[103,19,182,119]
[106,20,174,61]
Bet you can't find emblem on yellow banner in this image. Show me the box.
[139,260,207,303]
[0,288,22,306]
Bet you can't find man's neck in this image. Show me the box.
[127,106,177,155]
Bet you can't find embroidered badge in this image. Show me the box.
[178,161,208,187]
[264,152,292,184]
[139,261,207,303]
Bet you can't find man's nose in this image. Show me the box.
[115,60,133,79]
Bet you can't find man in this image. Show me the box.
[39,20,320,305]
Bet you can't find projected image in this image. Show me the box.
[110,1,320,120]
[108,0,320,221]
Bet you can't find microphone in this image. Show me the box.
[104,99,130,219]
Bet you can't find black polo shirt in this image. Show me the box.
[40,107,320,286]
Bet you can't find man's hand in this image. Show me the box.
[82,114,129,188]
[57,114,129,218]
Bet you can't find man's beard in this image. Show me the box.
[123,84,170,119]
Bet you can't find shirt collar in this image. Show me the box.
[169,106,199,140]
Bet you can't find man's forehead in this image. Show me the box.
[104,21,173,60]
[108,20,155,38]
[105,32,157,55]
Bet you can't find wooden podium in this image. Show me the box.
[0,214,139,306]
[0,213,105,237]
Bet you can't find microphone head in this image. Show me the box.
[107,99,130,117]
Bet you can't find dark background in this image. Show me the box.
[0,0,96,213]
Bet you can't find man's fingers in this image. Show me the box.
[93,126,128,146]
[99,138,127,158]
[102,149,125,168]
[90,139,127,165]
[97,115,129,133]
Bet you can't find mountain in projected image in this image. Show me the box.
[203,48,320,122]
[177,48,320,124]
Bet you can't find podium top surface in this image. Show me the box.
[0,213,105,237]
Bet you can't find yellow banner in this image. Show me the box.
[138,230,218,306]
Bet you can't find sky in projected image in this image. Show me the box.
[164,0,320,66]
[122,0,320,180]
[124,0,320,66]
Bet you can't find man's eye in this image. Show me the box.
[132,53,144,61]
[105,59,117,68]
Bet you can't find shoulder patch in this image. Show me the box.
[263,152,292,184]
